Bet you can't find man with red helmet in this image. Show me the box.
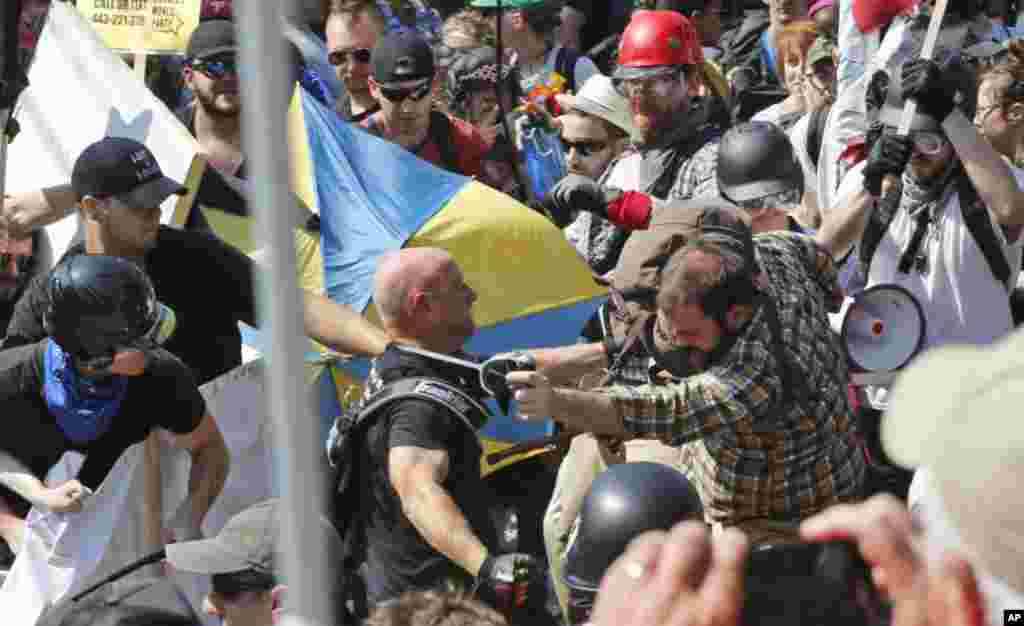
[540,11,722,275]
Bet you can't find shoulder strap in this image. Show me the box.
[554,46,581,93]
[957,172,1012,290]
[859,180,902,280]
[358,376,491,434]
[805,105,830,169]
[428,110,460,174]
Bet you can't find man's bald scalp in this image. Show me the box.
[373,248,454,325]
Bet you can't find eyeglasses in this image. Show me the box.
[613,69,683,98]
[377,80,433,103]
[328,47,372,68]
[190,56,239,80]
[562,138,609,158]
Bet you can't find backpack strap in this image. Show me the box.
[554,46,581,93]
[858,180,902,280]
[957,171,1012,290]
[427,111,460,174]
[805,105,830,170]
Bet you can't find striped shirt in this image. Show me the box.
[602,232,866,524]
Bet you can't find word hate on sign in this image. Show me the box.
[76,0,202,55]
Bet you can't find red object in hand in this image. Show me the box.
[853,0,919,34]
[606,191,654,231]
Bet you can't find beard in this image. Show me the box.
[194,86,241,119]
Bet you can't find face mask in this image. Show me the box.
[43,339,129,445]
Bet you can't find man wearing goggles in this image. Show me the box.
[361,31,489,178]
[818,57,1024,498]
[0,254,229,568]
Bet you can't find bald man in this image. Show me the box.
[354,248,608,610]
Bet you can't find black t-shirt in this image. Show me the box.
[3,226,257,385]
[361,345,498,605]
[0,341,205,508]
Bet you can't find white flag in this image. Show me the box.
[5,2,203,266]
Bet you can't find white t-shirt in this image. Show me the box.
[517,46,599,95]
[750,101,787,125]
[834,161,1024,354]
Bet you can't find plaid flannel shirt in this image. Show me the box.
[603,232,866,524]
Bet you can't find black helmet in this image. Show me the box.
[445,46,518,117]
[716,121,804,205]
[563,462,703,593]
[43,255,160,363]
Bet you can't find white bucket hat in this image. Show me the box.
[882,328,1024,599]
[555,74,637,138]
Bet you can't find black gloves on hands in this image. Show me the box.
[901,59,959,123]
[476,553,546,616]
[541,174,621,228]
[862,134,913,197]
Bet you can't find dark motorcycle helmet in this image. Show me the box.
[445,46,519,119]
[716,121,804,205]
[43,255,161,366]
[563,462,703,594]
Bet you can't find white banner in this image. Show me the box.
[6,2,203,267]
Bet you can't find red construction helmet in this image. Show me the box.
[615,10,703,80]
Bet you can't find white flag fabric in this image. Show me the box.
[5,2,203,267]
[0,446,142,624]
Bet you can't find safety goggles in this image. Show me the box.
[328,47,372,68]
[613,68,683,98]
[884,127,948,156]
[562,138,609,158]
[377,80,433,103]
[190,56,239,80]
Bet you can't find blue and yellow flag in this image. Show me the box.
[289,88,607,475]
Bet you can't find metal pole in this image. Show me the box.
[232,2,333,625]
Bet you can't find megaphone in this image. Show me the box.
[830,284,926,372]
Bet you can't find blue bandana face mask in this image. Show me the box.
[43,339,129,445]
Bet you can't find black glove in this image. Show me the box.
[476,553,545,615]
[541,174,622,228]
[862,133,913,197]
[901,59,958,123]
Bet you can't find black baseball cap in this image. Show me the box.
[71,137,187,208]
[186,18,237,61]
[371,31,436,88]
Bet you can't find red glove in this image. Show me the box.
[853,0,918,33]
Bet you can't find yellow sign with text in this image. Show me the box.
[76,0,201,54]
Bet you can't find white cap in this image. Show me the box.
[555,74,636,138]
[882,328,1024,598]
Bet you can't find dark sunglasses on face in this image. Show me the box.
[562,138,608,157]
[190,57,239,79]
[328,47,372,67]
[378,80,433,103]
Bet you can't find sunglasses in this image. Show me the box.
[328,47,372,67]
[377,80,433,103]
[562,138,609,157]
[191,57,238,80]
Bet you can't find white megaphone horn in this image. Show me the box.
[830,284,926,373]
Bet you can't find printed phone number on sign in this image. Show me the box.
[92,0,148,9]
[92,12,147,26]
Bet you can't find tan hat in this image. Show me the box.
[882,329,1024,597]
[555,74,636,139]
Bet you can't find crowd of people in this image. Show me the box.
[2,0,1024,625]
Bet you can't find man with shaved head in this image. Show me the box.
[355,248,608,616]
